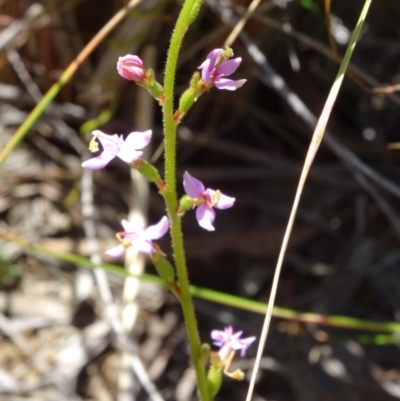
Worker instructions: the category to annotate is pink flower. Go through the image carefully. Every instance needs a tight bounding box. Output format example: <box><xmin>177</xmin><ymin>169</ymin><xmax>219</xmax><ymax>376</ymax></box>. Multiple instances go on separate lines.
<box><xmin>199</xmin><ymin>48</ymin><xmax>246</xmax><ymax>91</ymax></box>
<box><xmin>82</xmin><ymin>129</ymin><xmax>152</xmax><ymax>170</ymax></box>
<box><xmin>211</xmin><ymin>326</ymin><xmax>256</xmax><ymax>362</ymax></box>
<box><xmin>183</xmin><ymin>171</ymin><xmax>235</xmax><ymax>231</ymax></box>
<box><xmin>117</xmin><ymin>54</ymin><xmax>146</xmax><ymax>82</ymax></box>
<box><xmin>105</xmin><ymin>216</ymin><xmax>169</xmax><ymax>257</ymax></box>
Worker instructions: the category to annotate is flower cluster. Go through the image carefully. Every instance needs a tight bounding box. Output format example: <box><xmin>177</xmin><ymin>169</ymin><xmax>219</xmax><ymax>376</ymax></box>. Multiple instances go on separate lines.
<box><xmin>81</xmin><ymin>48</ymin><xmax>250</xmax><ymax>397</ymax></box>
<box><xmin>80</xmin><ymin>50</ymin><xmax>240</xmax><ymax>251</ymax></box>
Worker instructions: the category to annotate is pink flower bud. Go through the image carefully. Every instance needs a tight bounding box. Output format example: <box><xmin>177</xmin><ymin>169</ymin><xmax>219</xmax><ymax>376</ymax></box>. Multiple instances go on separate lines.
<box><xmin>117</xmin><ymin>54</ymin><xmax>146</xmax><ymax>82</ymax></box>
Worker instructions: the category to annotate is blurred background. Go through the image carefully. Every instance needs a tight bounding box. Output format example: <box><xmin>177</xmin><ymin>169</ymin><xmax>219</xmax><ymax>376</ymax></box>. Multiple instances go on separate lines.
<box><xmin>1</xmin><ymin>0</ymin><xmax>400</xmax><ymax>400</ymax></box>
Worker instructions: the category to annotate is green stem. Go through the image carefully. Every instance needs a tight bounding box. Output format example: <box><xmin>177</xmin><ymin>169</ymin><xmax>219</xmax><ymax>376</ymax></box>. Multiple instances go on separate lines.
<box><xmin>162</xmin><ymin>1</ymin><xmax>209</xmax><ymax>400</ymax></box>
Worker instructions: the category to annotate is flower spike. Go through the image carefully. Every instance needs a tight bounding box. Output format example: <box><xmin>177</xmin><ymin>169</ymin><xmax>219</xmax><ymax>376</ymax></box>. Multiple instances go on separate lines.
<box><xmin>82</xmin><ymin>129</ymin><xmax>152</xmax><ymax>170</ymax></box>
<box><xmin>182</xmin><ymin>171</ymin><xmax>235</xmax><ymax>231</ymax></box>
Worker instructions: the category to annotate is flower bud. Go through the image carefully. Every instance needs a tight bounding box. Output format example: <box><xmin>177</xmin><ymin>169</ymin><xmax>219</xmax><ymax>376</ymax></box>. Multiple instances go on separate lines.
<box><xmin>150</xmin><ymin>254</ymin><xmax>176</xmax><ymax>286</ymax></box>
<box><xmin>175</xmin><ymin>72</ymin><xmax>201</xmax><ymax>122</ymax></box>
<box><xmin>199</xmin><ymin>343</ymin><xmax>211</xmax><ymax>365</ymax></box>
<box><xmin>176</xmin><ymin>89</ymin><xmax>196</xmax><ymax>121</ymax></box>
<box><xmin>117</xmin><ymin>55</ymin><xmax>146</xmax><ymax>82</ymax></box>
<box><xmin>222</xmin><ymin>46</ymin><xmax>234</xmax><ymax>60</ymax></box>
<box><xmin>147</xmin><ymin>79</ymin><xmax>163</xmax><ymax>101</ymax></box>
<box><xmin>131</xmin><ymin>159</ymin><xmax>165</xmax><ymax>192</ymax></box>
<box><xmin>188</xmin><ymin>0</ymin><xmax>204</xmax><ymax>26</ymax></box>
<box><xmin>207</xmin><ymin>363</ymin><xmax>223</xmax><ymax>398</ymax></box>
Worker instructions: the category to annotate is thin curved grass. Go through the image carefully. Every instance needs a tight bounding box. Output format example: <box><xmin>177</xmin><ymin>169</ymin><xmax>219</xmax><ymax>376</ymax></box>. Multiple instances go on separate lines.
<box><xmin>245</xmin><ymin>1</ymin><xmax>373</xmax><ymax>400</ymax></box>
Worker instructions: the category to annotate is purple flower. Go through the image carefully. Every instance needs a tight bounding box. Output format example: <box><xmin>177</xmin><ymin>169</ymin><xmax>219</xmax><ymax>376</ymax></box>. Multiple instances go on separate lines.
<box><xmin>183</xmin><ymin>171</ymin><xmax>235</xmax><ymax>231</ymax></box>
<box><xmin>117</xmin><ymin>54</ymin><xmax>146</xmax><ymax>82</ymax></box>
<box><xmin>211</xmin><ymin>326</ymin><xmax>256</xmax><ymax>362</ymax></box>
<box><xmin>105</xmin><ymin>216</ymin><xmax>169</xmax><ymax>257</ymax></box>
<box><xmin>198</xmin><ymin>48</ymin><xmax>246</xmax><ymax>91</ymax></box>
<box><xmin>82</xmin><ymin>129</ymin><xmax>152</xmax><ymax>170</ymax></box>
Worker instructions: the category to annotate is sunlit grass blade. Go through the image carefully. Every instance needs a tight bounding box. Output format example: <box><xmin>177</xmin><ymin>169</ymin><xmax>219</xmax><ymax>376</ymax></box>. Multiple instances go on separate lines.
<box><xmin>2</xmin><ymin>228</ymin><xmax>400</xmax><ymax>335</ymax></box>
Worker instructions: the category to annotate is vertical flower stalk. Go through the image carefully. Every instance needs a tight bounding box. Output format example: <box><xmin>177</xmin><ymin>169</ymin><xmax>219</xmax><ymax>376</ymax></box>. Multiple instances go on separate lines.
<box><xmin>162</xmin><ymin>1</ymin><xmax>209</xmax><ymax>400</ymax></box>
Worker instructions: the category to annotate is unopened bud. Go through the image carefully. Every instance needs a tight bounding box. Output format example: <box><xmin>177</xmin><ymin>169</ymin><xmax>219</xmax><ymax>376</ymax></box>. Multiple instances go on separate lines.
<box><xmin>117</xmin><ymin>55</ymin><xmax>146</xmax><ymax>82</ymax></box>
<box><xmin>131</xmin><ymin>159</ymin><xmax>165</xmax><ymax>191</ymax></box>
<box><xmin>207</xmin><ymin>363</ymin><xmax>223</xmax><ymax>398</ymax></box>
<box><xmin>222</xmin><ymin>46</ymin><xmax>234</xmax><ymax>60</ymax></box>
<box><xmin>188</xmin><ymin>0</ymin><xmax>204</xmax><ymax>26</ymax></box>
<box><xmin>151</xmin><ymin>254</ymin><xmax>176</xmax><ymax>285</ymax></box>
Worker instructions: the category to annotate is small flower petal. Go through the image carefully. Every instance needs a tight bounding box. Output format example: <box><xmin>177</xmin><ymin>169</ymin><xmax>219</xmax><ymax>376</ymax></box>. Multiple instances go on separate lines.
<box><xmin>121</xmin><ymin>219</ymin><xmax>144</xmax><ymax>238</ymax></box>
<box><xmin>215</xmin><ymin>78</ymin><xmax>247</xmax><ymax>90</ymax></box>
<box><xmin>144</xmin><ymin>216</ymin><xmax>169</xmax><ymax>240</ymax></box>
<box><xmin>215</xmin><ymin>194</ymin><xmax>235</xmax><ymax>210</ymax></box>
<box><xmin>231</xmin><ymin>330</ymin><xmax>244</xmax><ymax>341</ymax></box>
<box><xmin>199</xmin><ymin>48</ymin><xmax>222</xmax><ymax>70</ymax></box>
<box><xmin>211</xmin><ymin>329</ymin><xmax>228</xmax><ymax>344</ymax></box>
<box><xmin>183</xmin><ymin>171</ymin><xmax>205</xmax><ymax>198</ymax></box>
<box><xmin>81</xmin><ymin>148</ymin><xmax>117</xmax><ymax>169</ymax></box>
<box><xmin>199</xmin><ymin>57</ymin><xmax>213</xmax><ymax>83</ymax></box>
<box><xmin>117</xmin><ymin>148</ymin><xmax>142</xmax><ymax>164</ymax></box>
<box><xmin>216</xmin><ymin>58</ymin><xmax>242</xmax><ymax>77</ymax></box>
<box><xmin>120</xmin><ymin>219</ymin><xmax>134</xmax><ymax>232</ymax></box>
<box><xmin>135</xmin><ymin>239</ymin><xmax>155</xmax><ymax>254</ymax></box>
<box><xmin>204</xmin><ymin>48</ymin><xmax>223</xmax><ymax>66</ymax></box>
<box><xmin>117</xmin><ymin>131</ymin><xmax>152</xmax><ymax>163</ymax></box>
<box><xmin>196</xmin><ymin>204</ymin><xmax>215</xmax><ymax>231</ymax></box>
<box><xmin>105</xmin><ymin>244</ymin><xmax>125</xmax><ymax>257</ymax></box>
<box><xmin>238</xmin><ymin>337</ymin><xmax>256</xmax><ymax>357</ymax></box>
<box><xmin>125</xmin><ymin>130</ymin><xmax>152</xmax><ymax>150</ymax></box>
<box><xmin>96</xmin><ymin>132</ymin><xmax>120</xmax><ymax>149</ymax></box>
<box><xmin>199</xmin><ymin>49</ymin><xmax>223</xmax><ymax>83</ymax></box>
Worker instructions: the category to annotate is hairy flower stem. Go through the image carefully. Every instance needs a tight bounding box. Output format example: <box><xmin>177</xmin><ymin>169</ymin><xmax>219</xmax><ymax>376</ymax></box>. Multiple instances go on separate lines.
<box><xmin>162</xmin><ymin>1</ymin><xmax>209</xmax><ymax>400</ymax></box>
